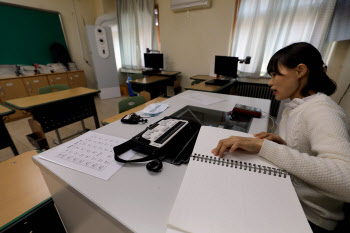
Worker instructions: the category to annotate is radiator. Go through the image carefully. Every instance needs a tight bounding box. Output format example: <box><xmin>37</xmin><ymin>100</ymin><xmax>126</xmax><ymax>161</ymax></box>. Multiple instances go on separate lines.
<box><xmin>234</xmin><ymin>82</ymin><xmax>280</xmax><ymax>117</ymax></box>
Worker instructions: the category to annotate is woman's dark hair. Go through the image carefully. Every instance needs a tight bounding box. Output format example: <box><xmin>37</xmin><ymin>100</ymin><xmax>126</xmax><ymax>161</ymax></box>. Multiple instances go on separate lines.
<box><xmin>267</xmin><ymin>42</ymin><xmax>336</xmax><ymax>96</ymax></box>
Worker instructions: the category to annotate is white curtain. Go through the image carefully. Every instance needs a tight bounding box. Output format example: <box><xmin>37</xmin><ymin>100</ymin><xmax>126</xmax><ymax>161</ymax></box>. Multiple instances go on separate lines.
<box><xmin>230</xmin><ymin>0</ymin><xmax>336</xmax><ymax>76</ymax></box>
<box><xmin>116</xmin><ymin>0</ymin><xmax>155</xmax><ymax>69</ymax></box>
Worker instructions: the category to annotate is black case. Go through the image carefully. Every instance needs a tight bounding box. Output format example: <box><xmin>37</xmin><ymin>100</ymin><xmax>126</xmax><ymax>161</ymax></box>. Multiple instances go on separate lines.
<box><xmin>114</xmin><ymin>116</ymin><xmax>201</xmax><ymax>165</ymax></box>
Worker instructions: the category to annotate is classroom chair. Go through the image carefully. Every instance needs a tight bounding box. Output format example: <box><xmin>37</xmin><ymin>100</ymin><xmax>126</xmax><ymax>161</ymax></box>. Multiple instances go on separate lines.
<box><xmin>139</xmin><ymin>91</ymin><xmax>151</xmax><ymax>102</ymax></box>
<box><xmin>37</xmin><ymin>84</ymin><xmax>87</xmax><ymax>144</ymax></box>
<box><xmin>191</xmin><ymin>80</ymin><xmax>202</xmax><ymax>85</ymax></box>
<box><xmin>38</xmin><ymin>84</ymin><xmax>69</xmax><ymax>94</ymax></box>
<box><xmin>118</xmin><ymin>96</ymin><xmax>146</xmax><ymax>113</ymax></box>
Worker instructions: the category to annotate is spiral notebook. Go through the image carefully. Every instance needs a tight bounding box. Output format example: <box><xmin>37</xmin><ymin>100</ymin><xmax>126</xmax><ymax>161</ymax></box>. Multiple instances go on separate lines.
<box><xmin>168</xmin><ymin>126</ymin><xmax>312</xmax><ymax>233</ymax></box>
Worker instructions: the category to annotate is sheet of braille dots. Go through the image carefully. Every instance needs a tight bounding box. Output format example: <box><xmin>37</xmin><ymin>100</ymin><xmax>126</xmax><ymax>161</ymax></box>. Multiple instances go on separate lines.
<box><xmin>39</xmin><ymin>131</ymin><xmax>135</xmax><ymax>180</ymax></box>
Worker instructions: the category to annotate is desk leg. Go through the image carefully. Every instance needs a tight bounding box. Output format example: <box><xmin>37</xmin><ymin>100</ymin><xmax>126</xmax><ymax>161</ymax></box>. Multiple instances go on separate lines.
<box><xmin>10</xmin><ymin>143</ymin><xmax>19</xmax><ymax>156</ymax></box>
<box><xmin>0</xmin><ymin>119</ymin><xmax>19</xmax><ymax>155</ymax></box>
<box><xmin>28</xmin><ymin>119</ymin><xmax>49</xmax><ymax>150</ymax></box>
<box><xmin>91</xmin><ymin>100</ymin><xmax>100</xmax><ymax>129</ymax></box>
<box><xmin>163</xmin><ymin>84</ymin><xmax>168</xmax><ymax>97</ymax></box>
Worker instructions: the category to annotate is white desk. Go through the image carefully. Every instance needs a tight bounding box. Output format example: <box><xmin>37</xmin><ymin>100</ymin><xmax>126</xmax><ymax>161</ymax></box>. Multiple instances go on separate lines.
<box><xmin>33</xmin><ymin>91</ymin><xmax>271</xmax><ymax>233</ymax></box>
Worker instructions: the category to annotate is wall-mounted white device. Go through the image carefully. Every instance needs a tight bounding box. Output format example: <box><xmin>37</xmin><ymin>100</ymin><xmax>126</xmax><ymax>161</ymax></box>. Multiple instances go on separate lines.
<box><xmin>94</xmin><ymin>26</ymin><xmax>109</xmax><ymax>58</ymax></box>
<box><xmin>171</xmin><ymin>0</ymin><xmax>211</xmax><ymax>12</ymax></box>
<box><xmin>86</xmin><ymin>25</ymin><xmax>121</xmax><ymax>99</ymax></box>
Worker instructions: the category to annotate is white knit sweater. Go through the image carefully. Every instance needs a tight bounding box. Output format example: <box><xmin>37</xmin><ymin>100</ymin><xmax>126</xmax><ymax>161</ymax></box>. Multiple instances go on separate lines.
<box><xmin>258</xmin><ymin>93</ymin><xmax>350</xmax><ymax>230</ymax></box>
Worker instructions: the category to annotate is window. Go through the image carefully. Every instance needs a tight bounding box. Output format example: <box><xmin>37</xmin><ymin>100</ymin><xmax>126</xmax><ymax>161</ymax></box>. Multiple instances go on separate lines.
<box><xmin>230</xmin><ymin>0</ymin><xmax>336</xmax><ymax>76</ymax></box>
<box><xmin>116</xmin><ymin>0</ymin><xmax>158</xmax><ymax>69</ymax></box>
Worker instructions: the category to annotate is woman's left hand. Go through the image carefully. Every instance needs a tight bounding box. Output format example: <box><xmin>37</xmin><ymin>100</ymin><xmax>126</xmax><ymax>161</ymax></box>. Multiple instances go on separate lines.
<box><xmin>211</xmin><ymin>136</ymin><xmax>264</xmax><ymax>158</ymax></box>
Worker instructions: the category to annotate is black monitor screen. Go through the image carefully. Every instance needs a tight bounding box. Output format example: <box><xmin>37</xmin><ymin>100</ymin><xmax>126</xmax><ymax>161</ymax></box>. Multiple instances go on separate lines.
<box><xmin>214</xmin><ymin>56</ymin><xmax>238</xmax><ymax>78</ymax></box>
<box><xmin>144</xmin><ymin>53</ymin><xmax>164</xmax><ymax>70</ymax></box>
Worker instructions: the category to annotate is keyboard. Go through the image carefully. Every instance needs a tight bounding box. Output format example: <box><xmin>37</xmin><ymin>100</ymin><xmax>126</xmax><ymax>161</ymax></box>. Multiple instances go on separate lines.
<box><xmin>142</xmin><ymin>119</ymin><xmax>189</xmax><ymax>148</ymax></box>
<box><xmin>205</xmin><ymin>79</ymin><xmax>230</xmax><ymax>86</ymax></box>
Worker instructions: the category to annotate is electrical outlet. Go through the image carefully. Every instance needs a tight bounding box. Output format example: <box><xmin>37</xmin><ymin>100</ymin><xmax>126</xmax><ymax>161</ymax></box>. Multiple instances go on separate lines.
<box><xmin>94</xmin><ymin>26</ymin><xmax>109</xmax><ymax>58</ymax></box>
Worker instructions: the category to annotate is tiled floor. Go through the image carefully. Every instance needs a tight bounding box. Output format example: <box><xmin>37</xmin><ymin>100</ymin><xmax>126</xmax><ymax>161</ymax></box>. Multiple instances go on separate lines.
<box><xmin>0</xmin><ymin>95</ymin><xmax>128</xmax><ymax>163</ymax></box>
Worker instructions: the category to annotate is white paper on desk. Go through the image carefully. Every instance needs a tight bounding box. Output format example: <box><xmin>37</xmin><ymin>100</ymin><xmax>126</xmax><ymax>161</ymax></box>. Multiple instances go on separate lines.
<box><xmin>180</xmin><ymin>92</ymin><xmax>225</xmax><ymax>105</ymax></box>
<box><xmin>38</xmin><ymin>131</ymin><xmax>135</xmax><ymax>180</ymax></box>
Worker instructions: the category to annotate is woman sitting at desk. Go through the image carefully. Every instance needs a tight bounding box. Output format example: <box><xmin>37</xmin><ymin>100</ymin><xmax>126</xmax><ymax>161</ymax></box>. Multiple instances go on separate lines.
<box><xmin>211</xmin><ymin>42</ymin><xmax>350</xmax><ymax>233</ymax></box>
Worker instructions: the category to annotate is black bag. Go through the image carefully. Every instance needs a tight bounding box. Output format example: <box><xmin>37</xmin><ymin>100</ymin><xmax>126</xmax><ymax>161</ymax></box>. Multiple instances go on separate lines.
<box><xmin>114</xmin><ymin>116</ymin><xmax>201</xmax><ymax>172</ymax></box>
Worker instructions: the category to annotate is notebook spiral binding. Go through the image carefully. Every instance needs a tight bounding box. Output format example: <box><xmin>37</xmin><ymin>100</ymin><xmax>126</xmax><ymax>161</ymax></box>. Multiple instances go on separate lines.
<box><xmin>192</xmin><ymin>153</ymin><xmax>289</xmax><ymax>178</ymax></box>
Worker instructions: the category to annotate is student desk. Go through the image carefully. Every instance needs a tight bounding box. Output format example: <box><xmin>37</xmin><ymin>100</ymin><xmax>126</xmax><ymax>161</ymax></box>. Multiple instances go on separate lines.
<box><xmin>143</xmin><ymin>71</ymin><xmax>181</xmax><ymax>92</ymax></box>
<box><xmin>0</xmin><ymin>150</ymin><xmax>66</xmax><ymax>232</ymax></box>
<box><xmin>32</xmin><ymin>91</ymin><xmax>271</xmax><ymax>233</ymax></box>
<box><xmin>102</xmin><ymin>97</ymin><xmax>167</xmax><ymax>125</ymax></box>
<box><xmin>185</xmin><ymin>79</ymin><xmax>236</xmax><ymax>94</ymax></box>
<box><xmin>5</xmin><ymin>87</ymin><xmax>101</xmax><ymax>145</ymax></box>
<box><xmin>189</xmin><ymin>74</ymin><xmax>215</xmax><ymax>81</ymax></box>
<box><xmin>0</xmin><ymin>104</ymin><xmax>18</xmax><ymax>155</ymax></box>
<box><xmin>129</xmin><ymin>76</ymin><xmax>170</xmax><ymax>99</ymax></box>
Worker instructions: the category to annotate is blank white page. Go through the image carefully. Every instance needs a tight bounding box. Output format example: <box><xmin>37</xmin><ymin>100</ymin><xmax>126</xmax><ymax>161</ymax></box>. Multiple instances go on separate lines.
<box><xmin>168</xmin><ymin>126</ymin><xmax>312</xmax><ymax>233</ymax></box>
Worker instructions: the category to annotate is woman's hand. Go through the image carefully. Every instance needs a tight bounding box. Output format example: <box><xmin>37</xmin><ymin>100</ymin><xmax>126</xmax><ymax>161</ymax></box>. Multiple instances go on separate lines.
<box><xmin>211</xmin><ymin>136</ymin><xmax>264</xmax><ymax>158</ymax></box>
<box><xmin>253</xmin><ymin>132</ymin><xmax>286</xmax><ymax>145</ymax></box>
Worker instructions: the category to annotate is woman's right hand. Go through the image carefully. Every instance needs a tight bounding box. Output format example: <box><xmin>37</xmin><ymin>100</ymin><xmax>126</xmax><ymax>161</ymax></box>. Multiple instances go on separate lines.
<box><xmin>253</xmin><ymin>132</ymin><xmax>287</xmax><ymax>145</ymax></box>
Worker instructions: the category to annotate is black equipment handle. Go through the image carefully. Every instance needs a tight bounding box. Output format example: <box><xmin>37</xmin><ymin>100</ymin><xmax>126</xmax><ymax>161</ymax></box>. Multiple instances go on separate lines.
<box><xmin>114</xmin><ymin>140</ymin><xmax>158</xmax><ymax>163</ymax></box>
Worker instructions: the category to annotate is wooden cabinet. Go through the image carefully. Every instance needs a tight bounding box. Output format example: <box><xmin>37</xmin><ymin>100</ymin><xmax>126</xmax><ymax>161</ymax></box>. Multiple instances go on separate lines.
<box><xmin>47</xmin><ymin>73</ymin><xmax>69</xmax><ymax>86</ymax></box>
<box><xmin>0</xmin><ymin>78</ymin><xmax>30</xmax><ymax>121</ymax></box>
<box><xmin>22</xmin><ymin>75</ymin><xmax>50</xmax><ymax>96</ymax></box>
<box><xmin>0</xmin><ymin>71</ymin><xmax>87</xmax><ymax>122</ymax></box>
<box><xmin>67</xmin><ymin>71</ymin><xmax>87</xmax><ymax>88</ymax></box>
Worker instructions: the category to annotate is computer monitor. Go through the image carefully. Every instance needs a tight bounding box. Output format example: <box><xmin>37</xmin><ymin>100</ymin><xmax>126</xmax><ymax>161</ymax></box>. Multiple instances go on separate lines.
<box><xmin>214</xmin><ymin>56</ymin><xmax>238</xmax><ymax>78</ymax></box>
<box><xmin>144</xmin><ymin>53</ymin><xmax>164</xmax><ymax>71</ymax></box>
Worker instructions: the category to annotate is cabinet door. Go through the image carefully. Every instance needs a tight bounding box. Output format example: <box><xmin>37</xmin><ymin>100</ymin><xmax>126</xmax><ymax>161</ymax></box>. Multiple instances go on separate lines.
<box><xmin>0</xmin><ymin>79</ymin><xmax>30</xmax><ymax>121</ymax></box>
<box><xmin>47</xmin><ymin>73</ymin><xmax>69</xmax><ymax>86</ymax></box>
<box><xmin>23</xmin><ymin>76</ymin><xmax>50</xmax><ymax>96</ymax></box>
<box><xmin>67</xmin><ymin>71</ymin><xmax>87</xmax><ymax>88</ymax></box>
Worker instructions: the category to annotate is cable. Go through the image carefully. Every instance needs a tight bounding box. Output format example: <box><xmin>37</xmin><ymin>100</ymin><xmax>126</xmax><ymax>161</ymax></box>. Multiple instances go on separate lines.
<box><xmin>338</xmin><ymin>83</ymin><xmax>350</xmax><ymax>105</ymax></box>
<box><xmin>262</xmin><ymin>111</ymin><xmax>278</xmax><ymax>133</ymax></box>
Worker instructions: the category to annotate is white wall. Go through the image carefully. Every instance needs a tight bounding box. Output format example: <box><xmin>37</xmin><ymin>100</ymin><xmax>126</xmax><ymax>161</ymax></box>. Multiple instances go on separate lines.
<box><xmin>157</xmin><ymin>0</ymin><xmax>236</xmax><ymax>89</ymax></box>
<box><xmin>328</xmin><ymin>40</ymin><xmax>350</xmax><ymax>117</ymax></box>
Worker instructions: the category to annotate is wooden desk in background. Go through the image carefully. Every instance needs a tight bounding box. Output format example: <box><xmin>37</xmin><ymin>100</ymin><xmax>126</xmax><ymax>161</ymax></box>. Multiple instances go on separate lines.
<box><xmin>143</xmin><ymin>71</ymin><xmax>181</xmax><ymax>87</ymax></box>
<box><xmin>0</xmin><ymin>150</ymin><xmax>66</xmax><ymax>232</ymax></box>
<box><xmin>189</xmin><ymin>75</ymin><xmax>215</xmax><ymax>81</ymax></box>
<box><xmin>185</xmin><ymin>79</ymin><xmax>236</xmax><ymax>94</ymax></box>
<box><xmin>102</xmin><ymin>97</ymin><xmax>167</xmax><ymax>125</ymax></box>
<box><xmin>130</xmin><ymin>76</ymin><xmax>170</xmax><ymax>99</ymax></box>
<box><xmin>5</xmin><ymin>87</ymin><xmax>101</xmax><ymax>147</ymax></box>
<box><xmin>0</xmin><ymin>151</ymin><xmax>48</xmax><ymax>229</ymax></box>
<box><xmin>0</xmin><ymin>104</ymin><xmax>18</xmax><ymax>155</ymax></box>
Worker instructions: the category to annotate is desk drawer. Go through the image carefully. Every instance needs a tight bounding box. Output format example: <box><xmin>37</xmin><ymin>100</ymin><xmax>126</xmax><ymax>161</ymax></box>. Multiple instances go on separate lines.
<box><xmin>47</xmin><ymin>73</ymin><xmax>69</xmax><ymax>86</ymax></box>
<box><xmin>1</xmin><ymin>199</ymin><xmax>66</xmax><ymax>233</ymax></box>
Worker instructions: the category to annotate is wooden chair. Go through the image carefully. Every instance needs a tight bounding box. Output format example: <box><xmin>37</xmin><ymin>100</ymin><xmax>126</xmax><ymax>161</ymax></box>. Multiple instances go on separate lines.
<box><xmin>118</xmin><ymin>96</ymin><xmax>146</xmax><ymax>113</ymax></box>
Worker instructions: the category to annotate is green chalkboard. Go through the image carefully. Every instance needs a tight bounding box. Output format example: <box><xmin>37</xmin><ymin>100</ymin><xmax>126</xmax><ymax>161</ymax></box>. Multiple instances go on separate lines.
<box><xmin>0</xmin><ymin>4</ymin><xmax>68</xmax><ymax>65</ymax></box>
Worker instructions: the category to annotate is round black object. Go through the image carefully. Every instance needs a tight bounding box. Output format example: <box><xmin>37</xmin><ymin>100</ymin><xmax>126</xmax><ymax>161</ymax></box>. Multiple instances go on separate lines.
<box><xmin>146</xmin><ymin>159</ymin><xmax>163</xmax><ymax>172</ymax></box>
